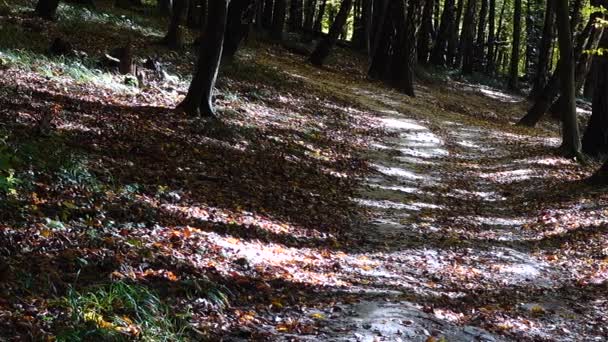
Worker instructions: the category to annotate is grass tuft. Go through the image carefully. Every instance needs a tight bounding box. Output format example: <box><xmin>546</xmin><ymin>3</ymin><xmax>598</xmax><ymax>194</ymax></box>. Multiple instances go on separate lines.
<box><xmin>58</xmin><ymin>281</ymin><xmax>190</xmax><ymax>341</ymax></box>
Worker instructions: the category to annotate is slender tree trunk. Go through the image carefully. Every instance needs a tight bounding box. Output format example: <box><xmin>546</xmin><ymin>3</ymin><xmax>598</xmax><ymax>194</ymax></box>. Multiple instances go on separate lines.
<box><xmin>555</xmin><ymin>0</ymin><xmax>581</xmax><ymax>157</ymax></box>
<box><xmin>163</xmin><ymin>0</ymin><xmax>188</xmax><ymax>49</ymax></box>
<box><xmin>459</xmin><ymin>0</ymin><xmax>477</xmax><ymax>73</ymax></box>
<box><xmin>263</xmin><ymin>0</ymin><xmax>273</xmax><ymax>28</ymax></box>
<box><xmin>485</xmin><ymin>0</ymin><xmax>496</xmax><ymax>74</ymax></box>
<box><xmin>493</xmin><ymin>0</ymin><xmax>507</xmax><ymax>70</ymax></box>
<box><xmin>310</xmin><ymin>0</ymin><xmax>353</xmax><ymax>66</ymax></box>
<box><xmin>224</xmin><ymin>0</ymin><xmax>252</xmax><ymax>60</ymax></box>
<box><xmin>530</xmin><ymin>0</ymin><xmax>555</xmax><ymax>98</ymax></box>
<box><xmin>474</xmin><ymin>0</ymin><xmax>488</xmax><ymax>71</ymax></box>
<box><xmin>390</xmin><ymin>0</ymin><xmax>417</xmax><ymax>96</ymax></box>
<box><xmin>178</xmin><ymin>0</ymin><xmax>229</xmax><ymax>118</ymax></box>
<box><xmin>518</xmin><ymin>8</ymin><xmax>600</xmax><ymax>126</ymax></box>
<box><xmin>289</xmin><ymin>0</ymin><xmax>304</xmax><ymax>31</ymax></box>
<box><xmin>158</xmin><ymin>0</ymin><xmax>172</xmax><ymax>16</ymax></box>
<box><xmin>447</xmin><ymin>0</ymin><xmax>465</xmax><ymax>66</ymax></box>
<box><xmin>549</xmin><ymin>23</ymin><xmax>603</xmax><ymax>117</ymax></box>
<box><xmin>304</xmin><ymin>0</ymin><xmax>317</xmax><ymax>32</ymax></box>
<box><xmin>35</xmin><ymin>0</ymin><xmax>61</xmax><ymax>20</ymax></box>
<box><xmin>368</xmin><ymin>0</ymin><xmax>391</xmax><ymax>78</ymax></box>
<box><xmin>271</xmin><ymin>0</ymin><xmax>287</xmax><ymax>39</ymax></box>
<box><xmin>417</xmin><ymin>0</ymin><xmax>434</xmax><ymax>64</ymax></box>
<box><xmin>508</xmin><ymin>0</ymin><xmax>522</xmax><ymax>90</ymax></box>
<box><xmin>582</xmin><ymin>31</ymin><xmax>608</xmax><ymax>157</ymax></box>
<box><xmin>430</xmin><ymin>0</ymin><xmax>455</xmax><ymax>66</ymax></box>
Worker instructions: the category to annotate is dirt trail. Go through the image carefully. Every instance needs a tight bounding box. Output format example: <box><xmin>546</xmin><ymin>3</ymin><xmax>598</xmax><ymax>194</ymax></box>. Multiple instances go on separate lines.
<box><xmin>264</xmin><ymin>52</ymin><xmax>607</xmax><ymax>341</ymax></box>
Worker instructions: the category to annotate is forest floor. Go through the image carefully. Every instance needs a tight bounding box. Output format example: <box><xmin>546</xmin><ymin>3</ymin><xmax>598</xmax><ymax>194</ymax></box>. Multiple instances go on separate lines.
<box><xmin>1</xmin><ymin>1</ymin><xmax>608</xmax><ymax>341</ymax></box>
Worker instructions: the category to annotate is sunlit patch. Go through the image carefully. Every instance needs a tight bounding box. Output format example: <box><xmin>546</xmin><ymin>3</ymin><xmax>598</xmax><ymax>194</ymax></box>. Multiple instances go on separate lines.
<box><xmin>161</xmin><ymin>202</ymin><xmax>331</xmax><ymax>240</ymax></box>
<box><xmin>467</xmin><ymin>216</ymin><xmax>530</xmax><ymax>227</ymax></box>
<box><xmin>477</xmin><ymin>87</ymin><xmax>522</xmax><ymax>103</ymax></box>
<box><xmin>449</xmin><ymin>189</ymin><xmax>505</xmax><ymax>202</ymax></box>
<box><xmin>518</xmin><ymin>157</ymin><xmax>576</xmax><ymax>167</ymax></box>
<box><xmin>380</xmin><ymin>117</ymin><xmax>427</xmax><ymax>131</ymax></box>
<box><xmin>479</xmin><ymin>168</ymin><xmax>538</xmax><ymax>183</ymax></box>
<box><xmin>355</xmin><ymin>198</ymin><xmax>413</xmax><ymax>210</ymax></box>
<box><xmin>373</xmin><ymin>164</ymin><xmax>425</xmax><ymax>180</ymax></box>
<box><xmin>369</xmin><ymin>184</ymin><xmax>419</xmax><ymax>194</ymax></box>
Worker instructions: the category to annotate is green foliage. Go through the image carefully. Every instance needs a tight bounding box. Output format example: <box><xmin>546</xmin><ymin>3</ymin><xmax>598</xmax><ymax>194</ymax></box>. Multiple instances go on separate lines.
<box><xmin>59</xmin><ymin>281</ymin><xmax>190</xmax><ymax>341</ymax></box>
<box><xmin>0</xmin><ymin>136</ymin><xmax>20</xmax><ymax>195</ymax></box>
<box><xmin>56</xmin><ymin>2</ymin><xmax>164</xmax><ymax>37</ymax></box>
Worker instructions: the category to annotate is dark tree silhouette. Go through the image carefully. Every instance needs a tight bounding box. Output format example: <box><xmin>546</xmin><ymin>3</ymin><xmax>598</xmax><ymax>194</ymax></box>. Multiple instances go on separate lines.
<box><xmin>309</xmin><ymin>0</ymin><xmax>353</xmax><ymax>67</ymax></box>
<box><xmin>508</xmin><ymin>0</ymin><xmax>522</xmax><ymax>90</ymax></box>
<box><xmin>35</xmin><ymin>0</ymin><xmax>61</xmax><ymax>20</ymax></box>
<box><xmin>178</xmin><ymin>0</ymin><xmax>230</xmax><ymax>118</ymax></box>
<box><xmin>555</xmin><ymin>0</ymin><xmax>580</xmax><ymax>157</ymax></box>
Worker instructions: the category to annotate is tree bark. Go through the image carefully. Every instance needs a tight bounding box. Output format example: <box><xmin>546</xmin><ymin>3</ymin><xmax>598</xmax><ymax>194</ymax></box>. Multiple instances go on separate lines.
<box><xmin>368</xmin><ymin>0</ymin><xmax>391</xmax><ymax>79</ymax></box>
<box><xmin>459</xmin><ymin>0</ymin><xmax>477</xmax><ymax>73</ymax></box>
<box><xmin>430</xmin><ymin>0</ymin><xmax>455</xmax><ymax>66</ymax></box>
<box><xmin>530</xmin><ymin>0</ymin><xmax>555</xmax><ymax>98</ymax></box>
<box><xmin>309</xmin><ymin>0</ymin><xmax>353</xmax><ymax>66</ymax></box>
<box><xmin>485</xmin><ymin>0</ymin><xmax>496</xmax><ymax>74</ymax></box>
<box><xmin>508</xmin><ymin>0</ymin><xmax>522</xmax><ymax>90</ymax></box>
<box><xmin>271</xmin><ymin>0</ymin><xmax>287</xmax><ymax>39</ymax></box>
<box><xmin>177</xmin><ymin>0</ymin><xmax>229</xmax><ymax>118</ymax></box>
<box><xmin>262</xmin><ymin>0</ymin><xmax>273</xmax><ymax>28</ymax></box>
<box><xmin>518</xmin><ymin>8</ymin><xmax>600</xmax><ymax>126</ymax></box>
<box><xmin>224</xmin><ymin>0</ymin><xmax>253</xmax><ymax>60</ymax></box>
<box><xmin>163</xmin><ymin>0</ymin><xmax>188</xmax><ymax>50</ymax></box>
<box><xmin>582</xmin><ymin>25</ymin><xmax>608</xmax><ymax>157</ymax></box>
<box><xmin>389</xmin><ymin>0</ymin><xmax>417</xmax><ymax>96</ymax></box>
<box><xmin>447</xmin><ymin>0</ymin><xmax>465</xmax><ymax>66</ymax></box>
<box><xmin>417</xmin><ymin>0</ymin><xmax>434</xmax><ymax>64</ymax></box>
<box><xmin>303</xmin><ymin>0</ymin><xmax>317</xmax><ymax>31</ymax></box>
<box><xmin>555</xmin><ymin>0</ymin><xmax>581</xmax><ymax>157</ymax></box>
<box><xmin>289</xmin><ymin>0</ymin><xmax>303</xmax><ymax>31</ymax></box>
<box><xmin>474</xmin><ymin>0</ymin><xmax>488</xmax><ymax>70</ymax></box>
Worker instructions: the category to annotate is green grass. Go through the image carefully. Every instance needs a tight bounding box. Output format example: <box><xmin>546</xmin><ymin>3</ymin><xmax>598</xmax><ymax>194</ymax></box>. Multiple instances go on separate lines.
<box><xmin>58</xmin><ymin>281</ymin><xmax>190</xmax><ymax>342</ymax></box>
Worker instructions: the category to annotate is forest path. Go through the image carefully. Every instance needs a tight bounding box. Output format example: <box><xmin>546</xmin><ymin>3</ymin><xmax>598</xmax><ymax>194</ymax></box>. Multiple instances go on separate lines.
<box><xmin>263</xmin><ymin>52</ymin><xmax>605</xmax><ymax>341</ymax></box>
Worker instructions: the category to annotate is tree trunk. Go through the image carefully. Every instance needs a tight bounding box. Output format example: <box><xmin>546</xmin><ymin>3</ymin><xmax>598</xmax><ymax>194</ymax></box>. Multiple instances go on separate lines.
<box><xmin>417</xmin><ymin>0</ymin><xmax>434</xmax><ymax>64</ymax></box>
<box><xmin>530</xmin><ymin>0</ymin><xmax>555</xmax><ymax>98</ymax></box>
<box><xmin>313</xmin><ymin>0</ymin><xmax>327</xmax><ymax>35</ymax></box>
<box><xmin>309</xmin><ymin>0</ymin><xmax>353</xmax><ymax>66</ymax></box>
<box><xmin>262</xmin><ymin>0</ymin><xmax>273</xmax><ymax>28</ymax></box>
<box><xmin>474</xmin><ymin>0</ymin><xmax>488</xmax><ymax>71</ymax></box>
<box><xmin>549</xmin><ymin>23</ymin><xmax>603</xmax><ymax>117</ymax></box>
<box><xmin>493</xmin><ymin>0</ymin><xmax>507</xmax><ymax>70</ymax></box>
<box><xmin>582</xmin><ymin>30</ymin><xmax>608</xmax><ymax>157</ymax></box>
<box><xmin>447</xmin><ymin>0</ymin><xmax>465</xmax><ymax>66</ymax></box>
<box><xmin>368</xmin><ymin>0</ymin><xmax>391</xmax><ymax>79</ymax></box>
<box><xmin>485</xmin><ymin>0</ymin><xmax>496</xmax><ymax>74</ymax></box>
<box><xmin>430</xmin><ymin>0</ymin><xmax>455</xmax><ymax>66</ymax></box>
<box><xmin>163</xmin><ymin>0</ymin><xmax>188</xmax><ymax>49</ymax></box>
<box><xmin>178</xmin><ymin>0</ymin><xmax>229</xmax><ymax>118</ymax></box>
<box><xmin>508</xmin><ymin>0</ymin><xmax>522</xmax><ymax>90</ymax></box>
<box><xmin>303</xmin><ymin>0</ymin><xmax>316</xmax><ymax>31</ymax></box>
<box><xmin>590</xmin><ymin>160</ymin><xmax>608</xmax><ymax>184</ymax></box>
<box><xmin>555</xmin><ymin>0</ymin><xmax>581</xmax><ymax>157</ymax></box>
<box><xmin>158</xmin><ymin>0</ymin><xmax>172</xmax><ymax>16</ymax></box>
<box><xmin>459</xmin><ymin>0</ymin><xmax>477</xmax><ymax>73</ymax></box>
<box><xmin>224</xmin><ymin>0</ymin><xmax>252</xmax><ymax>60</ymax></box>
<box><xmin>389</xmin><ymin>0</ymin><xmax>417</xmax><ymax>96</ymax></box>
<box><xmin>518</xmin><ymin>8</ymin><xmax>600</xmax><ymax>126</ymax></box>
<box><xmin>35</xmin><ymin>0</ymin><xmax>61</xmax><ymax>20</ymax></box>
<box><xmin>271</xmin><ymin>0</ymin><xmax>287</xmax><ymax>39</ymax></box>
<box><xmin>289</xmin><ymin>0</ymin><xmax>303</xmax><ymax>31</ymax></box>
